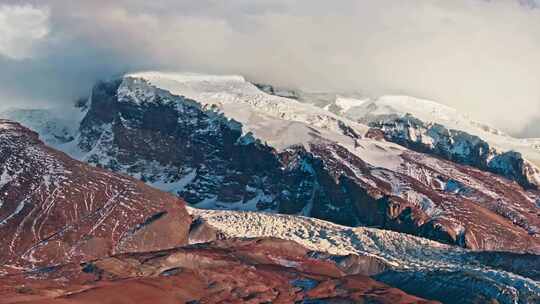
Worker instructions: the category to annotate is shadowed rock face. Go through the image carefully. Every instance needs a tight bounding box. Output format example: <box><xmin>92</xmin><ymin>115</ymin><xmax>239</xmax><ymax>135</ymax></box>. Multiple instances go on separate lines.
<box><xmin>0</xmin><ymin>238</ymin><xmax>439</xmax><ymax>304</ymax></box>
<box><xmin>66</xmin><ymin>78</ymin><xmax>540</xmax><ymax>253</ymax></box>
<box><xmin>0</xmin><ymin>120</ymin><xmax>192</xmax><ymax>273</ymax></box>
<box><xmin>469</xmin><ymin>251</ymin><xmax>540</xmax><ymax>281</ymax></box>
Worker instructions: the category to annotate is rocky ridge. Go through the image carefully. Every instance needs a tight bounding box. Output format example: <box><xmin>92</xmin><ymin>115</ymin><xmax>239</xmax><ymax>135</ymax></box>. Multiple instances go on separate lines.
<box><xmin>0</xmin><ymin>238</ymin><xmax>439</xmax><ymax>304</ymax></box>
<box><xmin>0</xmin><ymin>120</ymin><xmax>192</xmax><ymax>272</ymax></box>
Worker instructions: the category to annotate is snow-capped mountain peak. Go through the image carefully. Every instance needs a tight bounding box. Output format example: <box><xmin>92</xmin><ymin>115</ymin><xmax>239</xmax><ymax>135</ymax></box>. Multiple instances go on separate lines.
<box><xmin>2</xmin><ymin>71</ymin><xmax>540</xmax><ymax>257</ymax></box>
<box><xmin>124</xmin><ymin>71</ymin><xmax>369</xmax><ymax>151</ymax></box>
<box><xmin>311</xmin><ymin>93</ymin><xmax>540</xmax><ymax>187</ymax></box>
<box><xmin>330</xmin><ymin>94</ymin><xmax>500</xmax><ymax>136</ymax></box>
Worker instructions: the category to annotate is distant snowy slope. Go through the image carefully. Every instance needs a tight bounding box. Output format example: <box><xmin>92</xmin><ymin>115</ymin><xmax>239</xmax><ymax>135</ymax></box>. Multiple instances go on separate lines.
<box><xmin>285</xmin><ymin>93</ymin><xmax>540</xmax><ymax>188</ymax></box>
<box><xmin>0</xmin><ymin>107</ymin><xmax>83</xmax><ymax>149</ymax></box>
<box><xmin>325</xmin><ymin>95</ymin><xmax>540</xmax><ymax>167</ymax></box>
<box><xmin>252</xmin><ymin>83</ymin><xmax>540</xmax><ymax>169</ymax></box>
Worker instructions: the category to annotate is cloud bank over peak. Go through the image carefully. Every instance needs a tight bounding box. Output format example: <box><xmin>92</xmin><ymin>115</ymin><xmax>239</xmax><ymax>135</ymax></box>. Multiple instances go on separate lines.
<box><xmin>0</xmin><ymin>0</ymin><xmax>539</xmax><ymax>137</ymax></box>
<box><xmin>0</xmin><ymin>4</ymin><xmax>49</xmax><ymax>59</ymax></box>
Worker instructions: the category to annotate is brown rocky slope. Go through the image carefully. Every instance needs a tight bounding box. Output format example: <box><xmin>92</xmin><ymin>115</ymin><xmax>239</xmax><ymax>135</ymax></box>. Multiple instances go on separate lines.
<box><xmin>0</xmin><ymin>119</ymin><xmax>192</xmax><ymax>272</ymax></box>
<box><xmin>0</xmin><ymin>238</ymin><xmax>439</xmax><ymax>304</ymax></box>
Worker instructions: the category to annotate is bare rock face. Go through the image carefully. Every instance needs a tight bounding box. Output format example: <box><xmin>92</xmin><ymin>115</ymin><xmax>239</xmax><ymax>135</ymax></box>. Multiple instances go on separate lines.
<box><xmin>0</xmin><ymin>238</ymin><xmax>439</xmax><ymax>304</ymax></box>
<box><xmin>55</xmin><ymin>76</ymin><xmax>540</xmax><ymax>253</ymax></box>
<box><xmin>0</xmin><ymin>120</ymin><xmax>192</xmax><ymax>273</ymax></box>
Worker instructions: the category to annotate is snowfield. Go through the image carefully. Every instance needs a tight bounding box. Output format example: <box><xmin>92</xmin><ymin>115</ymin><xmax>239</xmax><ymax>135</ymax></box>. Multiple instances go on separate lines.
<box><xmin>124</xmin><ymin>72</ymin><xmax>540</xmax><ymax>175</ymax></box>
<box><xmin>122</xmin><ymin>72</ymin><xmax>412</xmax><ymax>172</ymax></box>
<box><xmin>126</xmin><ymin>71</ymin><xmax>369</xmax><ymax>150</ymax></box>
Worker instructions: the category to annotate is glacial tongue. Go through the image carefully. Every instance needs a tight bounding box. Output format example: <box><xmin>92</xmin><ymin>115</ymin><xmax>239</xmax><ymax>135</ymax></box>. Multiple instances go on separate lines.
<box><xmin>189</xmin><ymin>209</ymin><xmax>540</xmax><ymax>304</ymax></box>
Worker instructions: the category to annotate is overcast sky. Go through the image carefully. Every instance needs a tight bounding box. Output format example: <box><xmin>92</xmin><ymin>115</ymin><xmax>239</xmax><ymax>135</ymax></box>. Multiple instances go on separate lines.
<box><xmin>0</xmin><ymin>0</ymin><xmax>539</xmax><ymax>137</ymax></box>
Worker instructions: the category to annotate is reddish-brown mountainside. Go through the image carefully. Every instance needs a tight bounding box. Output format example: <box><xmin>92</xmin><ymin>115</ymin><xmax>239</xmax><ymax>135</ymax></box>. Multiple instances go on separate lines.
<box><xmin>0</xmin><ymin>120</ymin><xmax>192</xmax><ymax>273</ymax></box>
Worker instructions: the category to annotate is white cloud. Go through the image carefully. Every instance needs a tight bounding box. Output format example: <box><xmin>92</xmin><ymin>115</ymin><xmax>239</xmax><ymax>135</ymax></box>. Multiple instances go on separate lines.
<box><xmin>0</xmin><ymin>0</ymin><xmax>539</xmax><ymax>137</ymax></box>
<box><xmin>0</xmin><ymin>4</ymin><xmax>49</xmax><ymax>60</ymax></box>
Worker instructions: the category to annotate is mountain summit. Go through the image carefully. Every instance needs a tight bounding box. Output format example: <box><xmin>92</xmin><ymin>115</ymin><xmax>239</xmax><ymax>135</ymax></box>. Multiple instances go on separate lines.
<box><xmin>3</xmin><ymin>72</ymin><xmax>539</xmax><ymax>254</ymax></box>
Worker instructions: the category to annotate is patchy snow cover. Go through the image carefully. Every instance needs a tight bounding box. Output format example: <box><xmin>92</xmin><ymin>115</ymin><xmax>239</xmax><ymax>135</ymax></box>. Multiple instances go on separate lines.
<box><xmin>0</xmin><ymin>121</ymin><xmax>193</xmax><ymax>271</ymax></box>
<box><xmin>191</xmin><ymin>207</ymin><xmax>540</xmax><ymax>304</ymax></box>
<box><xmin>0</xmin><ymin>127</ymin><xmax>68</xmax><ymax>232</ymax></box>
